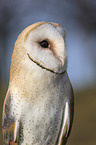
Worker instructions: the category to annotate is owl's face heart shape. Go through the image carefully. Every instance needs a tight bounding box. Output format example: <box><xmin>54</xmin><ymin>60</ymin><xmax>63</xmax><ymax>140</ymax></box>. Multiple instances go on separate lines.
<box><xmin>24</xmin><ymin>22</ymin><xmax>67</xmax><ymax>74</ymax></box>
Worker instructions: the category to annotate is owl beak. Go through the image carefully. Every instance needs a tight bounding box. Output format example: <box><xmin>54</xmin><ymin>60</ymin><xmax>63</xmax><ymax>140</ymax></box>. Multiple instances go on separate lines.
<box><xmin>59</xmin><ymin>57</ymin><xmax>64</xmax><ymax>66</ymax></box>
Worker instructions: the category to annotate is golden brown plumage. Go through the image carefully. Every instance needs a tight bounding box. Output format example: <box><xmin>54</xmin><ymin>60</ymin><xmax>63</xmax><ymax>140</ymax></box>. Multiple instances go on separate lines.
<box><xmin>2</xmin><ymin>22</ymin><xmax>74</xmax><ymax>145</ymax></box>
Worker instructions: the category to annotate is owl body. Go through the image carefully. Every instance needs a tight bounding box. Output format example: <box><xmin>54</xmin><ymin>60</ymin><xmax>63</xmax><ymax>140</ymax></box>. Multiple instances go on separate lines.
<box><xmin>2</xmin><ymin>22</ymin><xmax>74</xmax><ymax>145</ymax></box>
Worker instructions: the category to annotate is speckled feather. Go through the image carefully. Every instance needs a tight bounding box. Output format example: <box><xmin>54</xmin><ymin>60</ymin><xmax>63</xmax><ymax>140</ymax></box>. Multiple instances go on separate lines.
<box><xmin>2</xmin><ymin>22</ymin><xmax>74</xmax><ymax>145</ymax></box>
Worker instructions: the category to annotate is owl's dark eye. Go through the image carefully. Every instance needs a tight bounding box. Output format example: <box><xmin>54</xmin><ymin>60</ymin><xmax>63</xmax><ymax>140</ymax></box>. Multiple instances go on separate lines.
<box><xmin>40</xmin><ymin>40</ymin><xmax>49</xmax><ymax>48</ymax></box>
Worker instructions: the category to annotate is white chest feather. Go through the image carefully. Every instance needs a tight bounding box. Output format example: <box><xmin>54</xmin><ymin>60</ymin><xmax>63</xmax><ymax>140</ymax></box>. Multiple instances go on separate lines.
<box><xmin>10</xmin><ymin>73</ymin><xmax>68</xmax><ymax>145</ymax></box>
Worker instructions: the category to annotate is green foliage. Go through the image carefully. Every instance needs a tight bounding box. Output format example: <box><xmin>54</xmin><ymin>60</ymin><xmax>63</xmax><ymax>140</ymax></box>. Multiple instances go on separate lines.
<box><xmin>67</xmin><ymin>88</ymin><xmax>96</xmax><ymax>145</ymax></box>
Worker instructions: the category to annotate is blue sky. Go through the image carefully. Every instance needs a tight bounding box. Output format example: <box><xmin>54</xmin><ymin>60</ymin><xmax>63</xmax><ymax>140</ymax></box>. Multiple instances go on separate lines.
<box><xmin>0</xmin><ymin>0</ymin><xmax>96</xmax><ymax>90</ymax></box>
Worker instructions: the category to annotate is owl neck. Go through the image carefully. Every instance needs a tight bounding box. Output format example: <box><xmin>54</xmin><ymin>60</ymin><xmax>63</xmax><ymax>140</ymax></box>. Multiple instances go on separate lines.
<box><xmin>9</xmin><ymin>66</ymin><xmax>67</xmax><ymax>99</ymax></box>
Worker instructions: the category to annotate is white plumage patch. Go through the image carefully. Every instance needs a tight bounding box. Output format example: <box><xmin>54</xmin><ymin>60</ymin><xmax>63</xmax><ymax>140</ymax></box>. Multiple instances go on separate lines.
<box><xmin>25</xmin><ymin>23</ymin><xmax>66</xmax><ymax>74</ymax></box>
<box><xmin>63</xmin><ymin>102</ymin><xmax>70</xmax><ymax>137</ymax></box>
<box><xmin>14</xmin><ymin>120</ymin><xmax>19</xmax><ymax>142</ymax></box>
<box><xmin>58</xmin><ymin>101</ymin><xmax>70</xmax><ymax>145</ymax></box>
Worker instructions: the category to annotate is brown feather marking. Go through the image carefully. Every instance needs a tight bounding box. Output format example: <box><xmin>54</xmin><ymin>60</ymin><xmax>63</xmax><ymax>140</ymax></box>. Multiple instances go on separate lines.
<box><xmin>10</xmin><ymin>141</ymin><xmax>18</xmax><ymax>145</ymax></box>
<box><xmin>2</xmin><ymin>121</ymin><xmax>17</xmax><ymax>140</ymax></box>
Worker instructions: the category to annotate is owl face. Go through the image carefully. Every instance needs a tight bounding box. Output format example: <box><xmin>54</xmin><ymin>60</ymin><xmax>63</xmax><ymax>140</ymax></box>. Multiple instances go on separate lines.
<box><xmin>24</xmin><ymin>22</ymin><xmax>67</xmax><ymax>74</ymax></box>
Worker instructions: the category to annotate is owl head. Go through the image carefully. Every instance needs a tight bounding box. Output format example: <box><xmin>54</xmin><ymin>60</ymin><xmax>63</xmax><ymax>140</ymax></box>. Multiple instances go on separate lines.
<box><xmin>10</xmin><ymin>22</ymin><xmax>67</xmax><ymax>81</ymax></box>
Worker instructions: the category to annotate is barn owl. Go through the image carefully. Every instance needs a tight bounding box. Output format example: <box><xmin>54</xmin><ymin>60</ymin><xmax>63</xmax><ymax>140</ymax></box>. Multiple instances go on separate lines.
<box><xmin>2</xmin><ymin>22</ymin><xmax>74</xmax><ymax>145</ymax></box>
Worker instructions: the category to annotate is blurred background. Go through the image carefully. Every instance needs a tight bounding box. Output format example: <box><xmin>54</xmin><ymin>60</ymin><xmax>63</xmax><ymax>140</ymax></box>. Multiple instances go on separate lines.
<box><xmin>0</xmin><ymin>0</ymin><xmax>96</xmax><ymax>144</ymax></box>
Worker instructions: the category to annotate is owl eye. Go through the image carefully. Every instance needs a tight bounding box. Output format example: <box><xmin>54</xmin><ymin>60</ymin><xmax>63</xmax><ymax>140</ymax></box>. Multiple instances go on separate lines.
<box><xmin>40</xmin><ymin>40</ymin><xmax>49</xmax><ymax>48</ymax></box>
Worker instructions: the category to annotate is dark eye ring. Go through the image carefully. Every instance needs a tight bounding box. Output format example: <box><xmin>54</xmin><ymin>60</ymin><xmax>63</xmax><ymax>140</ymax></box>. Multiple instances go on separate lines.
<box><xmin>40</xmin><ymin>40</ymin><xmax>49</xmax><ymax>48</ymax></box>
